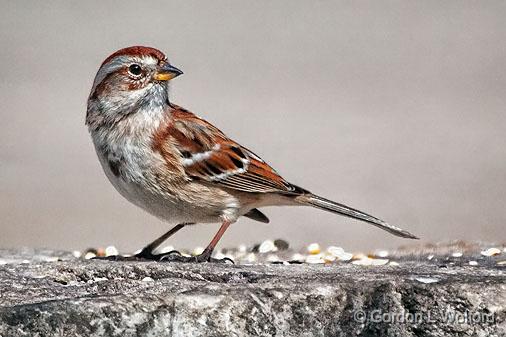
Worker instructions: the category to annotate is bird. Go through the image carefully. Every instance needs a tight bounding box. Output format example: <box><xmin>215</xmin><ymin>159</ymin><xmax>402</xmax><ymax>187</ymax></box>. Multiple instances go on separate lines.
<box><xmin>86</xmin><ymin>46</ymin><xmax>418</xmax><ymax>262</ymax></box>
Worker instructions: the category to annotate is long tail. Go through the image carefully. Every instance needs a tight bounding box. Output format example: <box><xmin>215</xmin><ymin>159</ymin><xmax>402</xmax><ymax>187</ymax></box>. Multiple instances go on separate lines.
<box><xmin>298</xmin><ymin>194</ymin><xmax>419</xmax><ymax>239</ymax></box>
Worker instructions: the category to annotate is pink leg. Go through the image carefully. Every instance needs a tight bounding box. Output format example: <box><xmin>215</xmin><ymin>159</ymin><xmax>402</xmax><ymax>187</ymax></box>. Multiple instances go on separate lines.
<box><xmin>197</xmin><ymin>220</ymin><xmax>232</xmax><ymax>262</ymax></box>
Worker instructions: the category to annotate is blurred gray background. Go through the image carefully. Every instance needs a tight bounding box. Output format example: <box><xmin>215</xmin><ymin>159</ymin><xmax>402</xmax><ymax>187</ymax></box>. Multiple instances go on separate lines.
<box><xmin>1</xmin><ymin>1</ymin><xmax>505</xmax><ymax>253</ymax></box>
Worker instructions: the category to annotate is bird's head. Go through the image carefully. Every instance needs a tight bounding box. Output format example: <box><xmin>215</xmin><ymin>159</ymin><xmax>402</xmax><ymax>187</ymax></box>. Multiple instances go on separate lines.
<box><xmin>86</xmin><ymin>46</ymin><xmax>183</xmax><ymax>128</ymax></box>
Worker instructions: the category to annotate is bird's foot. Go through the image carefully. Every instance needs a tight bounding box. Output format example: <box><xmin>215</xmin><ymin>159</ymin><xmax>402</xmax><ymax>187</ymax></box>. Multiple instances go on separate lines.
<box><xmin>92</xmin><ymin>248</ymin><xmax>234</xmax><ymax>264</ymax></box>
<box><xmin>135</xmin><ymin>249</ymin><xmax>234</xmax><ymax>263</ymax></box>
<box><xmin>136</xmin><ymin>249</ymin><xmax>188</xmax><ymax>262</ymax></box>
<box><xmin>92</xmin><ymin>249</ymin><xmax>184</xmax><ymax>262</ymax></box>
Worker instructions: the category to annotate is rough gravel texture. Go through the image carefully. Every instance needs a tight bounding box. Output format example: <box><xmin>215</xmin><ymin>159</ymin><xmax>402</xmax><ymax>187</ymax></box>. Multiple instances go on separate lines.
<box><xmin>0</xmin><ymin>247</ymin><xmax>504</xmax><ymax>337</ymax></box>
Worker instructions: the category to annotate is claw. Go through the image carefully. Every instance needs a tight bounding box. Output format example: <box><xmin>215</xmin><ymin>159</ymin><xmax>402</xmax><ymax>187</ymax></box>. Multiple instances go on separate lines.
<box><xmin>220</xmin><ymin>257</ymin><xmax>235</xmax><ymax>264</ymax></box>
<box><xmin>192</xmin><ymin>250</ymin><xmax>235</xmax><ymax>264</ymax></box>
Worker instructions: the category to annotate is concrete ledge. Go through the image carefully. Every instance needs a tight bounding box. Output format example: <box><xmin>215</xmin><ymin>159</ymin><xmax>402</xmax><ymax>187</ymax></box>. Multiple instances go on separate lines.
<box><xmin>0</xmin><ymin>247</ymin><xmax>504</xmax><ymax>336</ymax></box>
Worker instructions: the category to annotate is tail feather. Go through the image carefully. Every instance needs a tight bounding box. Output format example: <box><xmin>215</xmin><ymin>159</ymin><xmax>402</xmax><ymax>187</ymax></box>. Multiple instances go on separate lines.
<box><xmin>300</xmin><ymin>194</ymin><xmax>419</xmax><ymax>239</ymax></box>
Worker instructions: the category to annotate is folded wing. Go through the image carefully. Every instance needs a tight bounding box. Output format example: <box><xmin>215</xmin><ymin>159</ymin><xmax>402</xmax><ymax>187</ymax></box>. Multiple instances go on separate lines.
<box><xmin>161</xmin><ymin>107</ymin><xmax>304</xmax><ymax>195</ymax></box>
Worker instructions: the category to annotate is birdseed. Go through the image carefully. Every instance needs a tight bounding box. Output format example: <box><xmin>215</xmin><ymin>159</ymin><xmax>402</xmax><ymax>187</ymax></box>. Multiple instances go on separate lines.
<box><xmin>259</xmin><ymin>240</ymin><xmax>276</xmax><ymax>254</ymax></box>
<box><xmin>481</xmin><ymin>248</ymin><xmax>501</xmax><ymax>257</ymax></box>
<box><xmin>305</xmin><ymin>254</ymin><xmax>325</xmax><ymax>264</ymax></box>
<box><xmin>105</xmin><ymin>246</ymin><xmax>119</xmax><ymax>257</ymax></box>
<box><xmin>307</xmin><ymin>243</ymin><xmax>321</xmax><ymax>255</ymax></box>
<box><xmin>375</xmin><ymin>250</ymin><xmax>390</xmax><ymax>258</ymax></box>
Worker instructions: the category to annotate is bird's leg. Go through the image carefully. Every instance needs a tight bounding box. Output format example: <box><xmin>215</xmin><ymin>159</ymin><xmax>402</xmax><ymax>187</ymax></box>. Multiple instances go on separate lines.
<box><xmin>194</xmin><ymin>220</ymin><xmax>233</xmax><ymax>263</ymax></box>
<box><xmin>135</xmin><ymin>223</ymin><xmax>189</xmax><ymax>260</ymax></box>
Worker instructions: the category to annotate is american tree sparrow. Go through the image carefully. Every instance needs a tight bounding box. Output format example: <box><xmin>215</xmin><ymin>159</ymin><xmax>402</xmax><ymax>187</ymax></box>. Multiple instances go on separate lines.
<box><xmin>86</xmin><ymin>46</ymin><xmax>417</xmax><ymax>262</ymax></box>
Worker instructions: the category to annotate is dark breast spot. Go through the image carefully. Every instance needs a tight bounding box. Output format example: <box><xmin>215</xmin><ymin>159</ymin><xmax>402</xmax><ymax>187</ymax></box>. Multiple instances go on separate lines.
<box><xmin>108</xmin><ymin>160</ymin><xmax>121</xmax><ymax>177</ymax></box>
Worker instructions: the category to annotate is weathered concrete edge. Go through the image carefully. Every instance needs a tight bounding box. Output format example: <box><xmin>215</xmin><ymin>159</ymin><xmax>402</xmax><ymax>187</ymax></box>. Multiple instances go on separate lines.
<box><xmin>0</xmin><ymin>252</ymin><xmax>504</xmax><ymax>337</ymax></box>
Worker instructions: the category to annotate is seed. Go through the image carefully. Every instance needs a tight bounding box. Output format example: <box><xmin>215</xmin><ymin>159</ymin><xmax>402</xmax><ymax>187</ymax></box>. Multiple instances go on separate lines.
<box><xmin>96</xmin><ymin>248</ymin><xmax>106</xmax><ymax>257</ymax></box>
<box><xmin>267</xmin><ymin>254</ymin><xmax>280</xmax><ymax>263</ymax></box>
<box><xmin>105</xmin><ymin>246</ymin><xmax>119</xmax><ymax>257</ymax></box>
<box><xmin>72</xmin><ymin>251</ymin><xmax>82</xmax><ymax>258</ymax></box>
<box><xmin>352</xmin><ymin>257</ymin><xmax>373</xmax><ymax>266</ymax></box>
<box><xmin>291</xmin><ymin>253</ymin><xmax>305</xmax><ymax>262</ymax></box>
<box><xmin>376</xmin><ymin>250</ymin><xmax>389</xmax><ymax>258</ymax></box>
<box><xmin>274</xmin><ymin>239</ymin><xmax>289</xmax><ymax>251</ymax></box>
<box><xmin>327</xmin><ymin>246</ymin><xmax>344</xmax><ymax>257</ymax></box>
<box><xmin>371</xmin><ymin>258</ymin><xmax>389</xmax><ymax>266</ymax></box>
<box><xmin>353</xmin><ymin>253</ymin><xmax>366</xmax><ymax>260</ymax></box>
<box><xmin>306</xmin><ymin>254</ymin><xmax>325</xmax><ymax>264</ymax></box>
<box><xmin>307</xmin><ymin>243</ymin><xmax>321</xmax><ymax>255</ymax></box>
<box><xmin>259</xmin><ymin>240</ymin><xmax>277</xmax><ymax>254</ymax></box>
<box><xmin>481</xmin><ymin>248</ymin><xmax>501</xmax><ymax>257</ymax></box>
<box><xmin>336</xmin><ymin>252</ymin><xmax>353</xmax><ymax>261</ymax></box>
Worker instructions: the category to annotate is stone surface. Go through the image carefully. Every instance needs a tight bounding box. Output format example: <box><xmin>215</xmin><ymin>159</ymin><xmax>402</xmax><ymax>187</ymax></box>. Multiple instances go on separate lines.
<box><xmin>0</xmin><ymin>246</ymin><xmax>504</xmax><ymax>337</ymax></box>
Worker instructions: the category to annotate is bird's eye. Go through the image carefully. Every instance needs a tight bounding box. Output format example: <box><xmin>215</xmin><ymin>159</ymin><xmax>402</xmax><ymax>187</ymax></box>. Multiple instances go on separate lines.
<box><xmin>128</xmin><ymin>64</ymin><xmax>142</xmax><ymax>77</ymax></box>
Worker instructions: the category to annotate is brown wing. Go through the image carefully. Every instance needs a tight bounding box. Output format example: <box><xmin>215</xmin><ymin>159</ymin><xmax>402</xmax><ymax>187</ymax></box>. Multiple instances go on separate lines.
<box><xmin>158</xmin><ymin>107</ymin><xmax>305</xmax><ymax>194</ymax></box>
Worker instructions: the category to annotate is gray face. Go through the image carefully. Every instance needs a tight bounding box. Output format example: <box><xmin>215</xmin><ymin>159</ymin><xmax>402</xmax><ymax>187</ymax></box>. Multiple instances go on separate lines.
<box><xmin>86</xmin><ymin>55</ymin><xmax>169</xmax><ymax>127</ymax></box>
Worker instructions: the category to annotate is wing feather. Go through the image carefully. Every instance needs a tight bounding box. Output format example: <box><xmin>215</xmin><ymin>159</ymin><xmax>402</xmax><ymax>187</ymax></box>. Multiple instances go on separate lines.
<box><xmin>157</xmin><ymin>106</ymin><xmax>302</xmax><ymax>195</ymax></box>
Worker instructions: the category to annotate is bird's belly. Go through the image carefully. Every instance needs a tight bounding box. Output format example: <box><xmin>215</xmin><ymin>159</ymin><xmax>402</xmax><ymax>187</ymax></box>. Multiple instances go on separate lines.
<box><xmin>113</xmin><ymin>173</ymin><xmax>225</xmax><ymax>224</ymax></box>
<box><xmin>96</xmin><ymin>149</ymin><xmax>236</xmax><ymax>224</ymax></box>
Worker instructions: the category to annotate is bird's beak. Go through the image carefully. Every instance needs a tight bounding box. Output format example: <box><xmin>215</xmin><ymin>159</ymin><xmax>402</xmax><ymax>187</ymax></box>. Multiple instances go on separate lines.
<box><xmin>153</xmin><ymin>63</ymin><xmax>183</xmax><ymax>81</ymax></box>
